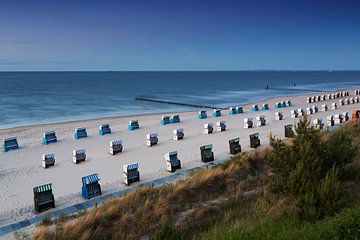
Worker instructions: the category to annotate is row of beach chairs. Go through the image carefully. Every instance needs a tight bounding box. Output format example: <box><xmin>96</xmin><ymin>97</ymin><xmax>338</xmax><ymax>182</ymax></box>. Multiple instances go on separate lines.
<box><xmin>306</xmin><ymin>91</ymin><xmax>350</xmax><ymax>103</ymax></box>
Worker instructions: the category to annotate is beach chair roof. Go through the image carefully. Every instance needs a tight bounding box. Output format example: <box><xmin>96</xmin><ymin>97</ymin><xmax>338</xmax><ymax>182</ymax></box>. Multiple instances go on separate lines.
<box><xmin>162</xmin><ymin>115</ymin><xmax>170</xmax><ymax>120</ymax></box>
<box><xmin>129</xmin><ymin>119</ymin><xmax>138</xmax><ymax>124</ymax></box>
<box><xmin>42</xmin><ymin>153</ymin><xmax>55</xmax><ymax>160</ymax></box>
<box><xmin>217</xmin><ymin>121</ymin><xmax>225</xmax><ymax>126</ymax></box>
<box><xmin>204</xmin><ymin>123</ymin><xmax>213</xmax><ymax>128</ymax></box>
<box><xmin>4</xmin><ymin>136</ymin><xmax>17</xmax><ymax>142</ymax></box>
<box><xmin>110</xmin><ymin>140</ymin><xmax>122</xmax><ymax>146</ymax></box>
<box><xmin>43</xmin><ymin>130</ymin><xmax>56</xmax><ymax>136</ymax></box>
<box><xmin>202</xmin><ymin>144</ymin><xmax>212</xmax><ymax>150</ymax></box>
<box><xmin>171</xmin><ymin>114</ymin><xmax>179</xmax><ymax>118</ymax></box>
<box><xmin>146</xmin><ymin>133</ymin><xmax>158</xmax><ymax>139</ymax></box>
<box><xmin>75</xmin><ymin>127</ymin><xmax>86</xmax><ymax>132</ymax></box>
<box><xmin>33</xmin><ymin>183</ymin><xmax>52</xmax><ymax>193</ymax></box>
<box><xmin>173</xmin><ymin>128</ymin><xmax>184</xmax><ymax>134</ymax></box>
<box><xmin>199</xmin><ymin>110</ymin><xmax>206</xmax><ymax>114</ymax></box>
<box><xmin>229</xmin><ymin>137</ymin><xmax>240</xmax><ymax>143</ymax></box>
<box><xmin>82</xmin><ymin>173</ymin><xmax>100</xmax><ymax>185</ymax></box>
<box><xmin>73</xmin><ymin>149</ymin><xmax>86</xmax><ymax>155</ymax></box>
<box><xmin>125</xmin><ymin>163</ymin><xmax>139</xmax><ymax>171</ymax></box>
<box><xmin>250</xmin><ymin>133</ymin><xmax>259</xmax><ymax>137</ymax></box>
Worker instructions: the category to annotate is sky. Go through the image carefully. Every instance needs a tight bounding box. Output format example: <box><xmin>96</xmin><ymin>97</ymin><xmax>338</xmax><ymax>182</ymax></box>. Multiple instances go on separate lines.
<box><xmin>0</xmin><ymin>0</ymin><xmax>359</xmax><ymax>71</ymax></box>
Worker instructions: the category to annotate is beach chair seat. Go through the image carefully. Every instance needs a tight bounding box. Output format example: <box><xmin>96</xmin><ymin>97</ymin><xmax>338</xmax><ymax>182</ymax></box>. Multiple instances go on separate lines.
<box><xmin>249</xmin><ymin>133</ymin><xmax>260</xmax><ymax>148</ymax></box>
<box><xmin>213</xmin><ymin>109</ymin><xmax>222</xmax><ymax>117</ymax></box>
<box><xmin>243</xmin><ymin>118</ymin><xmax>253</xmax><ymax>128</ymax></box>
<box><xmin>216</xmin><ymin>121</ymin><xmax>226</xmax><ymax>132</ymax></box>
<box><xmin>200</xmin><ymin>144</ymin><xmax>214</xmax><ymax>162</ymax></box>
<box><xmin>170</xmin><ymin>114</ymin><xmax>180</xmax><ymax>123</ymax></box>
<box><xmin>198</xmin><ymin>110</ymin><xmax>207</xmax><ymax>119</ymax></box>
<box><xmin>204</xmin><ymin>123</ymin><xmax>214</xmax><ymax>134</ymax></box>
<box><xmin>74</xmin><ymin>127</ymin><xmax>87</xmax><ymax>139</ymax></box>
<box><xmin>128</xmin><ymin>120</ymin><xmax>139</xmax><ymax>130</ymax></box>
<box><xmin>229</xmin><ymin>137</ymin><xmax>241</xmax><ymax>155</ymax></box>
<box><xmin>110</xmin><ymin>140</ymin><xmax>123</xmax><ymax>155</ymax></box>
<box><xmin>146</xmin><ymin>133</ymin><xmax>158</xmax><ymax>147</ymax></box>
<box><xmin>160</xmin><ymin>115</ymin><xmax>170</xmax><ymax>125</ymax></box>
<box><xmin>123</xmin><ymin>163</ymin><xmax>140</xmax><ymax>185</ymax></box>
<box><xmin>42</xmin><ymin>153</ymin><xmax>55</xmax><ymax>168</ymax></box>
<box><xmin>173</xmin><ymin>128</ymin><xmax>184</xmax><ymax>140</ymax></box>
<box><xmin>81</xmin><ymin>173</ymin><xmax>102</xmax><ymax>199</ymax></box>
<box><xmin>165</xmin><ymin>151</ymin><xmax>181</xmax><ymax>172</ymax></box>
<box><xmin>3</xmin><ymin>136</ymin><xmax>19</xmax><ymax>152</ymax></box>
<box><xmin>275</xmin><ymin>112</ymin><xmax>283</xmax><ymax>120</ymax></box>
<box><xmin>33</xmin><ymin>183</ymin><xmax>55</xmax><ymax>212</ymax></box>
<box><xmin>284</xmin><ymin>124</ymin><xmax>294</xmax><ymax>138</ymax></box>
<box><xmin>73</xmin><ymin>149</ymin><xmax>86</xmax><ymax>164</ymax></box>
<box><xmin>43</xmin><ymin>130</ymin><xmax>57</xmax><ymax>144</ymax></box>
<box><xmin>99</xmin><ymin>124</ymin><xmax>111</xmax><ymax>135</ymax></box>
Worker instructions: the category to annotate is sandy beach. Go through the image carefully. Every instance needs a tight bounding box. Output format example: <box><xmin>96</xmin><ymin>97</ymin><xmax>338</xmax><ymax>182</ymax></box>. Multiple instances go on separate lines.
<box><xmin>0</xmin><ymin>90</ymin><xmax>359</xmax><ymax>227</ymax></box>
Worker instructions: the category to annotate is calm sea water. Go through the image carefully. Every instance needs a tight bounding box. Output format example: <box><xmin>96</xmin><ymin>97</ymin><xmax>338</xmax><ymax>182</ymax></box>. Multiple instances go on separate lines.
<box><xmin>0</xmin><ymin>71</ymin><xmax>359</xmax><ymax>129</ymax></box>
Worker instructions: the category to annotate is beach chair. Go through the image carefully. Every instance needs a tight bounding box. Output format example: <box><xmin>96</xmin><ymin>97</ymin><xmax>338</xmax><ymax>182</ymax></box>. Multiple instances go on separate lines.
<box><xmin>43</xmin><ymin>130</ymin><xmax>57</xmax><ymax>145</ymax></box>
<box><xmin>291</xmin><ymin>109</ymin><xmax>298</xmax><ymax>118</ymax></box>
<box><xmin>160</xmin><ymin>115</ymin><xmax>170</xmax><ymax>125</ymax></box>
<box><xmin>123</xmin><ymin>163</ymin><xmax>140</xmax><ymax>185</ymax></box>
<box><xmin>281</xmin><ymin>101</ymin><xmax>286</xmax><ymax>108</ymax></box>
<box><xmin>204</xmin><ymin>123</ymin><xmax>214</xmax><ymax>134</ymax></box>
<box><xmin>327</xmin><ymin>94</ymin><xmax>332</xmax><ymax>100</ymax></box>
<box><xmin>128</xmin><ymin>120</ymin><xmax>139</xmax><ymax>130</ymax></box>
<box><xmin>229</xmin><ymin>107</ymin><xmax>237</xmax><ymax>115</ymax></box>
<box><xmin>243</xmin><ymin>118</ymin><xmax>253</xmax><ymax>129</ymax></box>
<box><xmin>3</xmin><ymin>136</ymin><xmax>19</xmax><ymax>152</ymax></box>
<box><xmin>327</xmin><ymin>116</ymin><xmax>334</xmax><ymax>126</ymax></box>
<box><xmin>256</xmin><ymin>115</ymin><xmax>266</xmax><ymax>127</ymax></box>
<box><xmin>42</xmin><ymin>153</ymin><xmax>55</xmax><ymax>168</ymax></box>
<box><xmin>334</xmin><ymin>114</ymin><xmax>343</xmax><ymax>125</ymax></box>
<box><xmin>297</xmin><ymin>108</ymin><xmax>304</xmax><ymax>117</ymax></box>
<box><xmin>275</xmin><ymin>112</ymin><xmax>283</xmax><ymax>120</ymax></box>
<box><xmin>173</xmin><ymin>128</ymin><xmax>184</xmax><ymax>140</ymax></box>
<box><xmin>275</xmin><ymin>102</ymin><xmax>282</xmax><ymax>108</ymax></box>
<box><xmin>286</xmin><ymin>100</ymin><xmax>292</xmax><ymax>107</ymax></box>
<box><xmin>320</xmin><ymin>95</ymin><xmax>326</xmax><ymax>101</ymax></box>
<box><xmin>332</xmin><ymin>102</ymin><xmax>337</xmax><ymax>110</ymax></box>
<box><xmin>306</xmin><ymin>97</ymin><xmax>311</xmax><ymax>104</ymax></box>
<box><xmin>229</xmin><ymin>138</ymin><xmax>241</xmax><ymax>155</ymax></box>
<box><xmin>249</xmin><ymin>133</ymin><xmax>260</xmax><ymax>148</ymax></box>
<box><xmin>236</xmin><ymin>106</ymin><xmax>244</xmax><ymax>114</ymax></box>
<box><xmin>306</xmin><ymin>107</ymin><xmax>313</xmax><ymax>115</ymax></box>
<box><xmin>33</xmin><ymin>183</ymin><xmax>55</xmax><ymax>212</ymax></box>
<box><xmin>352</xmin><ymin>110</ymin><xmax>360</xmax><ymax>119</ymax></box>
<box><xmin>165</xmin><ymin>151</ymin><xmax>181</xmax><ymax>172</ymax></box>
<box><xmin>200</xmin><ymin>144</ymin><xmax>214</xmax><ymax>162</ymax></box>
<box><xmin>216</xmin><ymin>121</ymin><xmax>226</xmax><ymax>132</ymax></box>
<box><xmin>146</xmin><ymin>133</ymin><xmax>158</xmax><ymax>147</ymax></box>
<box><xmin>81</xmin><ymin>173</ymin><xmax>102</xmax><ymax>199</ymax></box>
<box><xmin>170</xmin><ymin>114</ymin><xmax>180</xmax><ymax>123</ymax></box>
<box><xmin>313</xmin><ymin>118</ymin><xmax>324</xmax><ymax>130</ymax></box>
<box><xmin>284</xmin><ymin>124</ymin><xmax>294</xmax><ymax>138</ymax></box>
<box><xmin>349</xmin><ymin>98</ymin><xmax>354</xmax><ymax>104</ymax></box>
<box><xmin>73</xmin><ymin>149</ymin><xmax>86</xmax><ymax>164</ymax></box>
<box><xmin>251</xmin><ymin>105</ymin><xmax>259</xmax><ymax>112</ymax></box>
<box><xmin>345</xmin><ymin>98</ymin><xmax>350</xmax><ymax>105</ymax></box>
<box><xmin>342</xmin><ymin>112</ymin><xmax>349</xmax><ymax>122</ymax></box>
<box><xmin>316</xmin><ymin>96</ymin><xmax>321</xmax><ymax>102</ymax></box>
<box><xmin>198</xmin><ymin>110</ymin><xmax>207</xmax><ymax>119</ymax></box>
<box><xmin>99</xmin><ymin>124</ymin><xmax>111</xmax><ymax>135</ymax></box>
<box><xmin>261</xmin><ymin>104</ymin><xmax>269</xmax><ymax>110</ymax></box>
<box><xmin>311</xmin><ymin>105</ymin><xmax>318</xmax><ymax>113</ymax></box>
<box><xmin>339</xmin><ymin>99</ymin><xmax>344</xmax><ymax>106</ymax></box>
<box><xmin>110</xmin><ymin>140</ymin><xmax>123</xmax><ymax>155</ymax></box>
<box><xmin>321</xmin><ymin>104</ymin><xmax>328</xmax><ymax>112</ymax></box>
<box><xmin>213</xmin><ymin>109</ymin><xmax>222</xmax><ymax>117</ymax></box>
<box><xmin>74</xmin><ymin>127</ymin><xmax>87</xmax><ymax>139</ymax></box>
<box><xmin>354</xmin><ymin>97</ymin><xmax>359</xmax><ymax>103</ymax></box>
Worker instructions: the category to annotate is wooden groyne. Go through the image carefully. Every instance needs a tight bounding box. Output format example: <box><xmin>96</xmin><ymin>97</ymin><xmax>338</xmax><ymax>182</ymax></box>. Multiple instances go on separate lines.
<box><xmin>135</xmin><ymin>96</ymin><xmax>223</xmax><ymax>109</ymax></box>
<box><xmin>267</xmin><ymin>87</ymin><xmax>327</xmax><ymax>93</ymax></box>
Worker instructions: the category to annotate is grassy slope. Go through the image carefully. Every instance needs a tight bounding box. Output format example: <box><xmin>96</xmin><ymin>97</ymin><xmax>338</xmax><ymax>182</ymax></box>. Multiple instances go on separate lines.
<box><xmin>32</xmin><ymin>120</ymin><xmax>360</xmax><ymax>240</ymax></box>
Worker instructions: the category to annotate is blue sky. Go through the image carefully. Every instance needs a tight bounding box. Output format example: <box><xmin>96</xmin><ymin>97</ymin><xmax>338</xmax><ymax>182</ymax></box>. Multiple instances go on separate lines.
<box><xmin>0</xmin><ymin>0</ymin><xmax>359</xmax><ymax>71</ymax></box>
